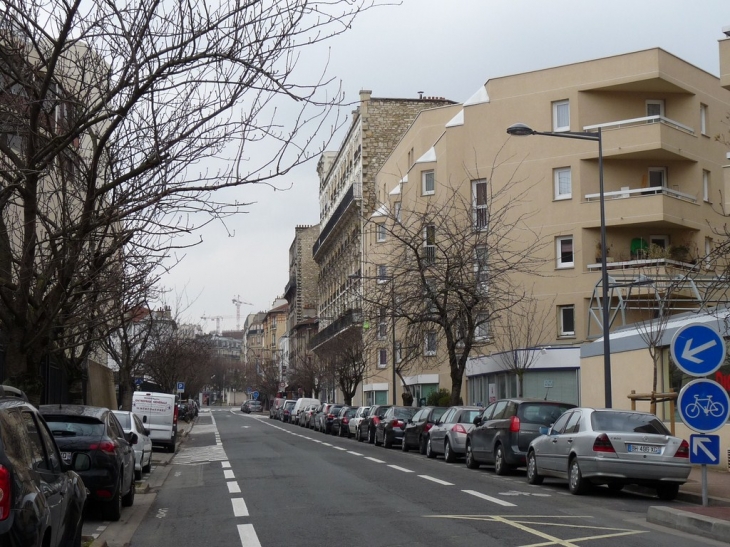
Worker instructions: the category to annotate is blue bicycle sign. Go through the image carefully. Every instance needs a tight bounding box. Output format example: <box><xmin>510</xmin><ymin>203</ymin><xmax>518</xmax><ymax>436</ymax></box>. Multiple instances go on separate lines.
<box><xmin>678</xmin><ymin>379</ymin><xmax>730</xmax><ymax>433</ymax></box>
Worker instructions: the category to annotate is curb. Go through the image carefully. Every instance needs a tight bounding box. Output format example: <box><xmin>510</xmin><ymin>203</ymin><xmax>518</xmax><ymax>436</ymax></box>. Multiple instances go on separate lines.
<box><xmin>87</xmin><ymin>537</ymin><xmax>107</xmax><ymax>547</ymax></box>
<box><xmin>647</xmin><ymin>506</ymin><xmax>730</xmax><ymax>543</ymax></box>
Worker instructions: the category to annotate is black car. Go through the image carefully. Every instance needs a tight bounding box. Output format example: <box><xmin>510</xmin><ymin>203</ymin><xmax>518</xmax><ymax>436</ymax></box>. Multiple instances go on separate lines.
<box><xmin>358</xmin><ymin>404</ymin><xmax>392</xmax><ymax>444</ymax></box>
<box><xmin>465</xmin><ymin>398</ymin><xmax>576</xmax><ymax>475</ymax></box>
<box><xmin>402</xmin><ymin>406</ymin><xmax>448</xmax><ymax>454</ymax></box>
<box><xmin>332</xmin><ymin>406</ymin><xmax>357</xmax><ymax>437</ymax></box>
<box><xmin>375</xmin><ymin>406</ymin><xmax>417</xmax><ymax>448</ymax></box>
<box><xmin>0</xmin><ymin>387</ymin><xmax>88</xmax><ymax>547</ymax></box>
<box><xmin>322</xmin><ymin>404</ymin><xmax>346</xmax><ymax>434</ymax></box>
<box><xmin>40</xmin><ymin>404</ymin><xmax>137</xmax><ymax>521</ymax></box>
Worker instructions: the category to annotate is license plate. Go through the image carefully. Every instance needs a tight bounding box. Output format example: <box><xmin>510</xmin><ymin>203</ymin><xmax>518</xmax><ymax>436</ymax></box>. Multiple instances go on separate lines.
<box><xmin>61</xmin><ymin>451</ymin><xmax>72</xmax><ymax>463</ymax></box>
<box><xmin>627</xmin><ymin>444</ymin><xmax>661</xmax><ymax>454</ymax></box>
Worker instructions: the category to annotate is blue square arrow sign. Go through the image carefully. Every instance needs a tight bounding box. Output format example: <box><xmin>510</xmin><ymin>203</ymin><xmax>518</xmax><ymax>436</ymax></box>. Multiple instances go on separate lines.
<box><xmin>690</xmin><ymin>434</ymin><xmax>720</xmax><ymax>465</ymax></box>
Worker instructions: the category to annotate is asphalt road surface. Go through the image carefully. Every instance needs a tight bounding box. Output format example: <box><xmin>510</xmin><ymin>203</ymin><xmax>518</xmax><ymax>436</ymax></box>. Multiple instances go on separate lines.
<box><xmin>119</xmin><ymin>408</ymin><xmax>725</xmax><ymax>547</ymax></box>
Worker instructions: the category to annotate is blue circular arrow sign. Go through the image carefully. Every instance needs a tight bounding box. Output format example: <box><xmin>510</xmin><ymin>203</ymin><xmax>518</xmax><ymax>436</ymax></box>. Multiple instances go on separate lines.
<box><xmin>678</xmin><ymin>379</ymin><xmax>730</xmax><ymax>433</ymax></box>
<box><xmin>670</xmin><ymin>323</ymin><xmax>726</xmax><ymax>377</ymax></box>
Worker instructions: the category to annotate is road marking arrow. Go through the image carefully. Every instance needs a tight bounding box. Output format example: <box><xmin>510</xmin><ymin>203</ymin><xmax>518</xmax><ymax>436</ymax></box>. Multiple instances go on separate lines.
<box><xmin>692</xmin><ymin>437</ymin><xmax>717</xmax><ymax>462</ymax></box>
<box><xmin>681</xmin><ymin>338</ymin><xmax>717</xmax><ymax>364</ymax></box>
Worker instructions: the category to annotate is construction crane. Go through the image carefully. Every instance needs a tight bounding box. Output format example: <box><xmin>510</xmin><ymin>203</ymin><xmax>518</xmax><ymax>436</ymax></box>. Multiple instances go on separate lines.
<box><xmin>232</xmin><ymin>295</ymin><xmax>252</xmax><ymax>330</ymax></box>
<box><xmin>201</xmin><ymin>315</ymin><xmax>231</xmax><ymax>335</ymax></box>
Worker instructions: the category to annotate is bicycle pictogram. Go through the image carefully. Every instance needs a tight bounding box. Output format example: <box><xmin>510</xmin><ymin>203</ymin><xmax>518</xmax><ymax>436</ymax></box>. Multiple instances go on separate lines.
<box><xmin>684</xmin><ymin>394</ymin><xmax>725</xmax><ymax>419</ymax></box>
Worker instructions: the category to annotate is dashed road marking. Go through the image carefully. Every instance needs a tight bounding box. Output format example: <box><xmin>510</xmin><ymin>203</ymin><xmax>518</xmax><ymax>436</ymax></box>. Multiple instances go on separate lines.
<box><xmin>224</xmin><ymin>470</ymin><xmax>235</xmax><ymax>479</ymax></box>
<box><xmin>222</xmin><ymin>461</ymin><xmax>231</xmax><ymax>468</ymax></box>
<box><xmin>237</xmin><ymin>524</ymin><xmax>262</xmax><ymax>547</ymax></box>
<box><xmin>333</xmin><ymin>446</ymin><xmax>347</xmax><ymax>451</ymax></box>
<box><xmin>419</xmin><ymin>475</ymin><xmax>453</xmax><ymax>486</ymax></box>
<box><xmin>364</xmin><ymin>457</ymin><xmax>385</xmax><ymax>463</ymax></box>
<box><xmin>231</xmin><ymin>497</ymin><xmax>249</xmax><ymax>517</ymax></box>
<box><xmin>388</xmin><ymin>465</ymin><xmax>413</xmax><ymax>473</ymax></box>
<box><xmin>463</xmin><ymin>489</ymin><xmax>517</xmax><ymax>507</ymax></box>
<box><xmin>347</xmin><ymin>451</ymin><xmax>363</xmax><ymax>456</ymax></box>
<box><xmin>227</xmin><ymin>481</ymin><xmax>241</xmax><ymax>494</ymax></box>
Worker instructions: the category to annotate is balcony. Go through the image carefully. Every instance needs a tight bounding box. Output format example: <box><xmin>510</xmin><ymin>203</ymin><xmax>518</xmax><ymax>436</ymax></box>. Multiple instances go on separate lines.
<box><xmin>308</xmin><ymin>308</ymin><xmax>361</xmax><ymax>351</ymax></box>
<box><xmin>284</xmin><ymin>276</ymin><xmax>296</xmax><ymax>299</ymax></box>
<box><xmin>312</xmin><ymin>181</ymin><xmax>362</xmax><ymax>258</ymax></box>
<box><xmin>586</xmin><ymin>257</ymin><xmax>698</xmax><ymax>274</ymax></box>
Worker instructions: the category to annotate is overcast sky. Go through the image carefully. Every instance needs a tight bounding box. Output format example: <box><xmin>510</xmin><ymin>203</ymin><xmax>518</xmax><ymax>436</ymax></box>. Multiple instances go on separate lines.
<box><xmin>162</xmin><ymin>0</ymin><xmax>730</xmax><ymax>333</ymax></box>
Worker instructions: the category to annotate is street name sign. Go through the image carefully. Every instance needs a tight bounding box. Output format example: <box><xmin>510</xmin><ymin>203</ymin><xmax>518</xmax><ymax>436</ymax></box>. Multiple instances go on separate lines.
<box><xmin>678</xmin><ymin>379</ymin><xmax>730</xmax><ymax>433</ymax></box>
<box><xmin>689</xmin><ymin>434</ymin><xmax>721</xmax><ymax>465</ymax></box>
<box><xmin>670</xmin><ymin>323</ymin><xmax>726</xmax><ymax>377</ymax></box>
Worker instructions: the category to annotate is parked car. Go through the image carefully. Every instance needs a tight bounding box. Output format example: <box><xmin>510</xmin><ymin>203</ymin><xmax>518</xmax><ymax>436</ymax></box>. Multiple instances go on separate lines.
<box><xmin>332</xmin><ymin>406</ymin><xmax>357</xmax><ymax>437</ymax></box>
<box><xmin>375</xmin><ymin>406</ymin><xmax>417</xmax><ymax>448</ymax></box>
<box><xmin>0</xmin><ymin>386</ymin><xmax>88</xmax><ymax>547</ymax></box>
<box><xmin>241</xmin><ymin>400</ymin><xmax>263</xmax><ymax>413</ymax></box>
<box><xmin>112</xmin><ymin>410</ymin><xmax>153</xmax><ymax>480</ymax></box>
<box><xmin>292</xmin><ymin>398</ymin><xmax>321</xmax><ymax>426</ymax></box>
<box><xmin>313</xmin><ymin>404</ymin><xmax>333</xmax><ymax>432</ymax></box>
<box><xmin>349</xmin><ymin>406</ymin><xmax>371</xmax><ymax>439</ymax></box>
<box><xmin>322</xmin><ymin>404</ymin><xmax>346</xmax><ymax>434</ymax></box>
<box><xmin>465</xmin><ymin>398</ymin><xmax>576</xmax><ymax>475</ymax></box>
<box><xmin>402</xmin><ymin>406</ymin><xmax>448</xmax><ymax>454</ymax></box>
<box><xmin>281</xmin><ymin>400</ymin><xmax>296</xmax><ymax>423</ymax></box>
<box><xmin>425</xmin><ymin>406</ymin><xmax>481</xmax><ymax>462</ymax></box>
<box><xmin>300</xmin><ymin>404</ymin><xmax>318</xmax><ymax>428</ymax></box>
<box><xmin>526</xmin><ymin>408</ymin><xmax>691</xmax><ymax>499</ymax></box>
<box><xmin>358</xmin><ymin>404</ymin><xmax>392</xmax><ymax>444</ymax></box>
<box><xmin>270</xmin><ymin>397</ymin><xmax>285</xmax><ymax>419</ymax></box>
<box><xmin>132</xmin><ymin>391</ymin><xmax>177</xmax><ymax>453</ymax></box>
<box><xmin>40</xmin><ymin>404</ymin><xmax>137</xmax><ymax>521</ymax></box>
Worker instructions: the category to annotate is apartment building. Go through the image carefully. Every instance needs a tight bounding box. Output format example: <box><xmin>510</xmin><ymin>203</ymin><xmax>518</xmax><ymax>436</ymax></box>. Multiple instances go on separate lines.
<box><xmin>309</xmin><ymin>90</ymin><xmax>455</xmax><ymax>404</ymax></box>
<box><xmin>368</xmin><ymin>47</ymin><xmax>730</xmax><ymax>408</ymax></box>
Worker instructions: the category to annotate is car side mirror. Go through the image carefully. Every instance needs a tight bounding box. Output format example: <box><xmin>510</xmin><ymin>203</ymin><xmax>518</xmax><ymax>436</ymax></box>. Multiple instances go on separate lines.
<box><xmin>144</xmin><ymin>427</ymin><xmax>151</xmax><ymax>436</ymax></box>
<box><xmin>127</xmin><ymin>432</ymin><xmax>139</xmax><ymax>445</ymax></box>
<box><xmin>72</xmin><ymin>453</ymin><xmax>91</xmax><ymax>472</ymax></box>
<box><xmin>473</xmin><ymin>416</ymin><xmax>481</xmax><ymax>426</ymax></box>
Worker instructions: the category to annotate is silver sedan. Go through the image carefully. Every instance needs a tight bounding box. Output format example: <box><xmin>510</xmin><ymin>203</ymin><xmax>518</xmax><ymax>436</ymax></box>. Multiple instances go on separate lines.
<box><xmin>426</xmin><ymin>406</ymin><xmax>482</xmax><ymax>463</ymax></box>
<box><xmin>112</xmin><ymin>410</ymin><xmax>153</xmax><ymax>480</ymax></box>
<box><xmin>526</xmin><ymin>408</ymin><xmax>691</xmax><ymax>500</ymax></box>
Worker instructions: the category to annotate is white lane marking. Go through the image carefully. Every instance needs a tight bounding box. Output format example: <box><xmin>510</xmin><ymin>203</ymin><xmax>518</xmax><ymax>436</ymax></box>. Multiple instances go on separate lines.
<box><xmin>237</xmin><ymin>524</ymin><xmax>262</xmax><ymax>547</ymax></box>
<box><xmin>364</xmin><ymin>457</ymin><xmax>385</xmax><ymax>463</ymax></box>
<box><xmin>462</xmin><ymin>489</ymin><xmax>517</xmax><ymax>507</ymax></box>
<box><xmin>419</xmin><ymin>475</ymin><xmax>453</xmax><ymax>486</ymax></box>
<box><xmin>222</xmin><ymin>461</ymin><xmax>231</xmax><ymax>468</ymax></box>
<box><xmin>322</xmin><ymin>442</ymin><xmax>332</xmax><ymax>446</ymax></box>
<box><xmin>231</xmin><ymin>498</ymin><xmax>249</xmax><ymax>517</ymax></box>
<box><xmin>388</xmin><ymin>465</ymin><xmax>413</xmax><ymax>473</ymax></box>
<box><xmin>347</xmin><ymin>451</ymin><xmax>363</xmax><ymax>456</ymax></box>
<box><xmin>227</xmin><ymin>481</ymin><xmax>241</xmax><ymax>494</ymax></box>
<box><xmin>333</xmin><ymin>446</ymin><xmax>347</xmax><ymax>451</ymax></box>
<box><xmin>224</xmin><ymin>470</ymin><xmax>235</xmax><ymax>479</ymax></box>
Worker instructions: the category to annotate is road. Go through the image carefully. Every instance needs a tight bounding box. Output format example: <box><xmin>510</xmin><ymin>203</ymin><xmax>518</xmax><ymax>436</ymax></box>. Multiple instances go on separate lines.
<box><xmin>98</xmin><ymin>408</ymin><xmax>726</xmax><ymax>547</ymax></box>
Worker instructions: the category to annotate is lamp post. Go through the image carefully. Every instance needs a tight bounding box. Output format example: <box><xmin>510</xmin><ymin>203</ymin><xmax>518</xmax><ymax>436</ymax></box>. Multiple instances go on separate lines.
<box><xmin>349</xmin><ymin>273</ymin><xmax>398</xmax><ymax>405</ymax></box>
<box><xmin>506</xmin><ymin>123</ymin><xmax>612</xmax><ymax>408</ymax></box>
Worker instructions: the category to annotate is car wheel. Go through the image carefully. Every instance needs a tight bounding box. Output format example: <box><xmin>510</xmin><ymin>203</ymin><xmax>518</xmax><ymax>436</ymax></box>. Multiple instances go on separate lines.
<box><xmin>142</xmin><ymin>456</ymin><xmax>152</xmax><ymax>474</ymax></box>
<box><xmin>419</xmin><ymin>436</ymin><xmax>427</xmax><ymax>455</ymax></box>
<box><xmin>444</xmin><ymin>440</ymin><xmax>456</xmax><ymax>463</ymax></box>
<box><xmin>374</xmin><ymin>430</ymin><xmax>382</xmax><ymax>446</ymax></box>
<box><xmin>426</xmin><ymin>437</ymin><xmax>436</xmax><ymax>459</ymax></box>
<box><xmin>526</xmin><ymin>450</ymin><xmax>544</xmax><ymax>485</ymax></box>
<box><xmin>105</xmin><ymin>478</ymin><xmax>123</xmax><ymax>521</ymax></box>
<box><xmin>122</xmin><ymin>473</ymin><xmax>135</xmax><ymax>507</ymax></box>
<box><xmin>568</xmin><ymin>458</ymin><xmax>588</xmax><ymax>495</ymax></box>
<box><xmin>494</xmin><ymin>445</ymin><xmax>510</xmax><ymax>476</ymax></box>
<box><xmin>401</xmin><ymin>437</ymin><xmax>409</xmax><ymax>452</ymax></box>
<box><xmin>167</xmin><ymin>440</ymin><xmax>176</xmax><ymax>453</ymax></box>
<box><xmin>357</xmin><ymin>428</ymin><xmax>364</xmax><ymax>442</ymax></box>
<box><xmin>656</xmin><ymin>483</ymin><xmax>680</xmax><ymax>501</ymax></box>
<box><xmin>135</xmin><ymin>466</ymin><xmax>142</xmax><ymax>481</ymax></box>
<box><xmin>465</xmin><ymin>442</ymin><xmax>480</xmax><ymax>469</ymax></box>
<box><xmin>368</xmin><ymin>428</ymin><xmax>375</xmax><ymax>444</ymax></box>
<box><xmin>384</xmin><ymin>432</ymin><xmax>393</xmax><ymax>449</ymax></box>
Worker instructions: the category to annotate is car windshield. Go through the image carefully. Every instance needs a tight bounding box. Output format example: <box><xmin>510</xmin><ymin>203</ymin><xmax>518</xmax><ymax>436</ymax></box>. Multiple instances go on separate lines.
<box><xmin>591</xmin><ymin>411</ymin><xmax>670</xmax><ymax>435</ymax></box>
<box><xmin>518</xmin><ymin>404</ymin><xmax>575</xmax><ymax>426</ymax></box>
<box><xmin>394</xmin><ymin>407</ymin><xmax>417</xmax><ymax>419</ymax></box>
<box><xmin>112</xmin><ymin>412</ymin><xmax>131</xmax><ymax>428</ymax></box>
<box><xmin>45</xmin><ymin>417</ymin><xmax>105</xmax><ymax>437</ymax></box>
<box><xmin>346</xmin><ymin>409</ymin><xmax>357</xmax><ymax>417</ymax></box>
<box><xmin>431</xmin><ymin>407</ymin><xmax>447</xmax><ymax>421</ymax></box>
<box><xmin>459</xmin><ymin>410</ymin><xmax>481</xmax><ymax>423</ymax></box>
<box><xmin>284</xmin><ymin>402</ymin><xmax>295</xmax><ymax>409</ymax></box>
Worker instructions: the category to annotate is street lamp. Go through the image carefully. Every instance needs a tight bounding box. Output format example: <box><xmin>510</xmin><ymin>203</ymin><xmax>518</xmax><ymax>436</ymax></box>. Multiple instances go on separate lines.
<box><xmin>506</xmin><ymin>123</ymin><xmax>612</xmax><ymax>408</ymax></box>
<box><xmin>349</xmin><ymin>273</ymin><xmax>398</xmax><ymax>405</ymax></box>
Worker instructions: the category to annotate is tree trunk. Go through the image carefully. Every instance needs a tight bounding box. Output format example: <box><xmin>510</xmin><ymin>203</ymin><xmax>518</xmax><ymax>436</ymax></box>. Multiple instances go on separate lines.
<box><xmin>449</xmin><ymin>366</ymin><xmax>463</xmax><ymax>406</ymax></box>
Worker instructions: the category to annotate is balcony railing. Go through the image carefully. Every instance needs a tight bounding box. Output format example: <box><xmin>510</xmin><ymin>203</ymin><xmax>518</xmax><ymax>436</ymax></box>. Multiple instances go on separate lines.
<box><xmin>308</xmin><ymin>308</ymin><xmax>361</xmax><ymax>350</ymax></box>
<box><xmin>313</xmin><ymin>182</ymin><xmax>361</xmax><ymax>257</ymax></box>
<box><xmin>585</xmin><ymin>185</ymin><xmax>697</xmax><ymax>204</ymax></box>
<box><xmin>583</xmin><ymin>115</ymin><xmax>694</xmax><ymax>135</ymax></box>
<box><xmin>586</xmin><ymin>257</ymin><xmax>698</xmax><ymax>272</ymax></box>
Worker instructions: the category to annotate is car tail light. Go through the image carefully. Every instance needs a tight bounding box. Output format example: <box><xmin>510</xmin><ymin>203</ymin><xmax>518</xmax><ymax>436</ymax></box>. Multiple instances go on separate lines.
<box><xmin>592</xmin><ymin>433</ymin><xmax>616</xmax><ymax>453</ymax></box>
<box><xmin>392</xmin><ymin>420</ymin><xmax>404</xmax><ymax>429</ymax></box>
<box><xmin>96</xmin><ymin>489</ymin><xmax>112</xmax><ymax>499</ymax></box>
<box><xmin>451</xmin><ymin>424</ymin><xmax>468</xmax><ymax>434</ymax></box>
<box><xmin>0</xmin><ymin>465</ymin><xmax>11</xmax><ymax>520</ymax></box>
<box><xmin>173</xmin><ymin>404</ymin><xmax>178</xmax><ymax>425</ymax></box>
<box><xmin>423</xmin><ymin>423</ymin><xmax>433</xmax><ymax>433</ymax></box>
<box><xmin>327</xmin><ymin>414</ymin><xmax>335</xmax><ymax>419</ymax></box>
<box><xmin>372</xmin><ymin>417</ymin><xmax>380</xmax><ymax>424</ymax></box>
<box><xmin>90</xmin><ymin>441</ymin><xmax>117</xmax><ymax>453</ymax></box>
<box><xmin>509</xmin><ymin>416</ymin><xmax>520</xmax><ymax>433</ymax></box>
<box><xmin>675</xmin><ymin>439</ymin><xmax>689</xmax><ymax>458</ymax></box>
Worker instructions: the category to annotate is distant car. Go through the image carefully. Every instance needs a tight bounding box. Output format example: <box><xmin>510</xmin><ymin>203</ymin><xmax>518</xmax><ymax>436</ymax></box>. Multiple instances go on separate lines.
<box><xmin>241</xmin><ymin>400</ymin><xmax>262</xmax><ymax>413</ymax></box>
<box><xmin>0</xmin><ymin>386</ymin><xmax>88</xmax><ymax>547</ymax></box>
<box><xmin>300</xmin><ymin>404</ymin><xmax>318</xmax><ymax>428</ymax></box>
<box><xmin>358</xmin><ymin>404</ymin><xmax>392</xmax><ymax>444</ymax></box>
<box><xmin>322</xmin><ymin>404</ymin><xmax>346</xmax><ymax>434</ymax></box>
<box><xmin>425</xmin><ymin>406</ymin><xmax>481</xmax><ymax>462</ymax></box>
<box><xmin>375</xmin><ymin>406</ymin><xmax>417</xmax><ymax>448</ymax></box>
<box><xmin>313</xmin><ymin>403</ymin><xmax>333</xmax><ymax>432</ymax></box>
<box><xmin>332</xmin><ymin>406</ymin><xmax>357</xmax><ymax>437</ymax></box>
<box><xmin>270</xmin><ymin>398</ymin><xmax>285</xmax><ymax>419</ymax></box>
<box><xmin>465</xmin><ymin>398</ymin><xmax>576</xmax><ymax>475</ymax></box>
<box><xmin>402</xmin><ymin>406</ymin><xmax>447</xmax><ymax>454</ymax></box>
<box><xmin>113</xmin><ymin>410</ymin><xmax>153</xmax><ymax>480</ymax></box>
<box><xmin>526</xmin><ymin>408</ymin><xmax>691</xmax><ymax>500</ymax></box>
<box><xmin>281</xmin><ymin>400</ymin><xmax>296</xmax><ymax>422</ymax></box>
<box><xmin>41</xmin><ymin>404</ymin><xmax>137</xmax><ymax>521</ymax></box>
<box><xmin>349</xmin><ymin>406</ymin><xmax>371</xmax><ymax>439</ymax></box>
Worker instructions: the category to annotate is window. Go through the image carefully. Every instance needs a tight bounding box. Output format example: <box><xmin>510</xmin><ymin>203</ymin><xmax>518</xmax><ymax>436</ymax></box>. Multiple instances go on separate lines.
<box><xmin>377</xmin><ymin>264</ymin><xmax>388</xmax><ymax>283</ymax></box>
<box><xmin>554</xmin><ymin>167</ymin><xmax>571</xmax><ymax>200</ymax></box>
<box><xmin>646</xmin><ymin>99</ymin><xmax>664</xmax><ymax>118</ymax></box>
<box><xmin>550</xmin><ymin>411</ymin><xmax>573</xmax><ymax>434</ymax></box>
<box><xmin>475</xmin><ymin>245</ymin><xmax>488</xmax><ymax>291</ymax></box>
<box><xmin>376</xmin><ymin>223</ymin><xmax>386</xmax><ymax>242</ymax></box>
<box><xmin>648</xmin><ymin>167</ymin><xmax>667</xmax><ymax>189</ymax></box>
<box><xmin>472</xmin><ymin>179</ymin><xmax>488</xmax><ymax>230</ymax></box>
<box><xmin>701</xmin><ymin>103</ymin><xmax>708</xmax><ymax>135</ymax></box>
<box><xmin>703</xmin><ymin>170</ymin><xmax>711</xmax><ymax>202</ymax></box>
<box><xmin>422</xmin><ymin>170</ymin><xmax>435</xmax><ymax>195</ymax></box>
<box><xmin>556</xmin><ymin>236</ymin><xmax>574</xmax><ymax>268</ymax></box>
<box><xmin>394</xmin><ymin>202</ymin><xmax>402</xmax><ymax>222</ymax></box>
<box><xmin>377</xmin><ymin>307</ymin><xmax>387</xmax><ymax>339</ymax></box>
<box><xmin>564</xmin><ymin>411</ymin><xmax>582</xmax><ymax>434</ymax></box>
<box><xmin>558</xmin><ymin>305</ymin><xmax>575</xmax><ymax>337</ymax></box>
<box><xmin>378</xmin><ymin>349</ymin><xmax>388</xmax><ymax>368</ymax></box>
<box><xmin>423</xmin><ymin>224</ymin><xmax>436</xmax><ymax>265</ymax></box>
<box><xmin>650</xmin><ymin>235</ymin><xmax>669</xmax><ymax>250</ymax></box>
<box><xmin>475</xmin><ymin>313</ymin><xmax>489</xmax><ymax>340</ymax></box>
<box><xmin>552</xmin><ymin>100</ymin><xmax>569</xmax><ymax>132</ymax></box>
<box><xmin>424</xmin><ymin>331</ymin><xmax>437</xmax><ymax>356</ymax></box>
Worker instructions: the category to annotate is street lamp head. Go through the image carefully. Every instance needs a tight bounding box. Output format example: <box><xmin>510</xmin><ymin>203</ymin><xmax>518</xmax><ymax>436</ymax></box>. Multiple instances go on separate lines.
<box><xmin>506</xmin><ymin>123</ymin><xmax>536</xmax><ymax>137</ymax></box>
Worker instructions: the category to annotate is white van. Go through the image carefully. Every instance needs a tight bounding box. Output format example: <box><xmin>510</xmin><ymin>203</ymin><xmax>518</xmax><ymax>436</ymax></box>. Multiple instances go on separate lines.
<box><xmin>291</xmin><ymin>398</ymin><xmax>320</xmax><ymax>425</ymax></box>
<box><xmin>132</xmin><ymin>391</ymin><xmax>177</xmax><ymax>453</ymax></box>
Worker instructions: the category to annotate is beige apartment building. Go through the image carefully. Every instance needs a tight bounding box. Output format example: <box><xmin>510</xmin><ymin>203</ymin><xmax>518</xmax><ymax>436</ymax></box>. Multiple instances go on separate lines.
<box><xmin>366</xmin><ymin>46</ymin><xmax>730</xmax><ymax>410</ymax></box>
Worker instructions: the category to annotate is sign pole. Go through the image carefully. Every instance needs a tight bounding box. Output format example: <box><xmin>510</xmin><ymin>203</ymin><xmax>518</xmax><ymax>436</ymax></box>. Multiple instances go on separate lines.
<box><xmin>702</xmin><ymin>464</ymin><xmax>708</xmax><ymax>507</ymax></box>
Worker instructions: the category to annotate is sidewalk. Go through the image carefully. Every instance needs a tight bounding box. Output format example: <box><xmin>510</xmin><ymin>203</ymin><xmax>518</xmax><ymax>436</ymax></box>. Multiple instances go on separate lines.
<box><xmin>646</xmin><ymin>466</ymin><xmax>730</xmax><ymax>543</ymax></box>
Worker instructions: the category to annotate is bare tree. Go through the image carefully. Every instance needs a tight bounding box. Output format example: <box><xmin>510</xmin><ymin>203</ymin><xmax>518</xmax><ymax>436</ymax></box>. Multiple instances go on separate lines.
<box><xmin>317</xmin><ymin>328</ymin><xmax>369</xmax><ymax>406</ymax></box>
<box><xmin>493</xmin><ymin>294</ymin><xmax>554</xmax><ymax>397</ymax></box>
<box><xmin>0</xmin><ymin>0</ymin><xmax>376</xmax><ymax>400</ymax></box>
